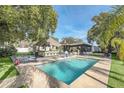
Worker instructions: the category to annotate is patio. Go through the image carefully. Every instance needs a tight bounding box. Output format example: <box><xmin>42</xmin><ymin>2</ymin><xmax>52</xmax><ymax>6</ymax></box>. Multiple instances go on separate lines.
<box><xmin>70</xmin><ymin>56</ymin><xmax>111</xmax><ymax>88</ymax></box>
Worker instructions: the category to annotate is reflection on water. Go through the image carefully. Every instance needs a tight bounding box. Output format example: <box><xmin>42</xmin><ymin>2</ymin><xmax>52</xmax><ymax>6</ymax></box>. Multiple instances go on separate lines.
<box><xmin>36</xmin><ymin>58</ymin><xmax>97</xmax><ymax>84</ymax></box>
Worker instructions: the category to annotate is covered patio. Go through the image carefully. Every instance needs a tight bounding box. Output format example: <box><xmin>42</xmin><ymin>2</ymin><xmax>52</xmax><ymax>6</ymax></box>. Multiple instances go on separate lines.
<box><xmin>61</xmin><ymin>43</ymin><xmax>92</xmax><ymax>55</ymax></box>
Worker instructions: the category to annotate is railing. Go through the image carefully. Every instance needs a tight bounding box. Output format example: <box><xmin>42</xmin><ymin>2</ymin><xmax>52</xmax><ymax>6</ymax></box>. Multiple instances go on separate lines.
<box><xmin>38</xmin><ymin>50</ymin><xmax>59</xmax><ymax>56</ymax></box>
<box><xmin>44</xmin><ymin>51</ymin><xmax>59</xmax><ymax>56</ymax></box>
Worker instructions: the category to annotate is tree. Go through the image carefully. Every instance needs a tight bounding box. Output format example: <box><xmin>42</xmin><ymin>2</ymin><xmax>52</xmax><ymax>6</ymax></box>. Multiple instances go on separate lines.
<box><xmin>0</xmin><ymin>6</ymin><xmax>15</xmax><ymax>45</ymax></box>
<box><xmin>0</xmin><ymin>5</ymin><xmax>57</xmax><ymax>51</ymax></box>
<box><xmin>19</xmin><ymin>6</ymin><xmax>57</xmax><ymax>49</ymax></box>
<box><xmin>61</xmin><ymin>37</ymin><xmax>83</xmax><ymax>44</ymax></box>
<box><xmin>87</xmin><ymin>12</ymin><xmax>110</xmax><ymax>52</ymax></box>
<box><xmin>111</xmin><ymin>37</ymin><xmax>124</xmax><ymax>61</ymax></box>
<box><xmin>87</xmin><ymin>6</ymin><xmax>124</xmax><ymax>60</ymax></box>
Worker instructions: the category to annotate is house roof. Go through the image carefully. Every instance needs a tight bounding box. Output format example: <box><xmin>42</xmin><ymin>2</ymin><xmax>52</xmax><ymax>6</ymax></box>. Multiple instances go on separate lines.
<box><xmin>47</xmin><ymin>37</ymin><xmax>61</xmax><ymax>47</ymax></box>
<box><xmin>61</xmin><ymin>43</ymin><xmax>91</xmax><ymax>47</ymax></box>
<box><xmin>19</xmin><ymin>40</ymin><xmax>29</xmax><ymax>48</ymax></box>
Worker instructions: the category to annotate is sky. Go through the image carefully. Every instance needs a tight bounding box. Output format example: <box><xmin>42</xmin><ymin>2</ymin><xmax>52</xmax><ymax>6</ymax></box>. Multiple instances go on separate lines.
<box><xmin>53</xmin><ymin>5</ymin><xmax>112</xmax><ymax>43</ymax></box>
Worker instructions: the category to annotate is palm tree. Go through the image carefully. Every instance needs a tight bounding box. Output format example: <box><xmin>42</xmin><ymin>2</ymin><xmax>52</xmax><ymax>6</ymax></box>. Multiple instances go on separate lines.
<box><xmin>88</xmin><ymin>6</ymin><xmax>124</xmax><ymax>60</ymax></box>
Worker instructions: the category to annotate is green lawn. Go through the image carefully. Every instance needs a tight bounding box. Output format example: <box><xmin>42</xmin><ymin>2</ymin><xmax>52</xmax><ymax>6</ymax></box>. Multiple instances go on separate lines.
<box><xmin>15</xmin><ymin>52</ymin><xmax>33</xmax><ymax>56</ymax></box>
<box><xmin>0</xmin><ymin>57</ymin><xmax>19</xmax><ymax>80</ymax></box>
<box><xmin>107</xmin><ymin>54</ymin><xmax>124</xmax><ymax>88</ymax></box>
<box><xmin>19</xmin><ymin>84</ymin><xmax>29</xmax><ymax>88</ymax></box>
<box><xmin>90</xmin><ymin>53</ymin><xmax>103</xmax><ymax>57</ymax></box>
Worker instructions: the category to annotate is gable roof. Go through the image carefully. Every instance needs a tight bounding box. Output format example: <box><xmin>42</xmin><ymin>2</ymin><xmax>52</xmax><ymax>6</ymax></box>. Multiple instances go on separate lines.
<box><xmin>47</xmin><ymin>37</ymin><xmax>61</xmax><ymax>47</ymax></box>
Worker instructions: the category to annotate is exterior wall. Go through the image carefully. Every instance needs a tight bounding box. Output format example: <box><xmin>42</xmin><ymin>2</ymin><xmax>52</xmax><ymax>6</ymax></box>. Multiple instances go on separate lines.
<box><xmin>16</xmin><ymin>47</ymin><xmax>33</xmax><ymax>53</ymax></box>
<box><xmin>16</xmin><ymin>65</ymin><xmax>68</xmax><ymax>88</ymax></box>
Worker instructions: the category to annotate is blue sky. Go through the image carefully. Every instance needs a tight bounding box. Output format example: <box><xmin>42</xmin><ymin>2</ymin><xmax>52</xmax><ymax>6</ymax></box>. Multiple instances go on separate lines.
<box><xmin>53</xmin><ymin>5</ymin><xmax>112</xmax><ymax>43</ymax></box>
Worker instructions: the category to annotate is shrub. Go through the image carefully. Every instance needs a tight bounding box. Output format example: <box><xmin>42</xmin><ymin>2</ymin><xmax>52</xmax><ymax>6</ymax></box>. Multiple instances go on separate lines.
<box><xmin>15</xmin><ymin>51</ymin><xmax>34</xmax><ymax>56</ymax></box>
<box><xmin>19</xmin><ymin>84</ymin><xmax>29</xmax><ymax>88</ymax></box>
<box><xmin>0</xmin><ymin>45</ymin><xmax>17</xmax><ymax>57</ymax></box>
<box><xmin>111</xmin><ymin>38</ymin><xmax>124</xmax><ymax>61</ymax></box>
<box><xmin>117</xmin><ymin>43</ymin><xmax>124</xmax><ymax>61</ymax></box>
<box><xmin>7</xmin><ymin>45</ymin><xmax>17</xmax><ymax>55</ymax></box>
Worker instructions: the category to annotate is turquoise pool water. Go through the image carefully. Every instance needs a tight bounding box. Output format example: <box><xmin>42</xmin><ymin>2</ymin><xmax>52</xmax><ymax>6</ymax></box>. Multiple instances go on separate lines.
<box><xmin>36</xmin><ymin>58</ymin><xmax>97</xmax><ymax>85</ymax></box>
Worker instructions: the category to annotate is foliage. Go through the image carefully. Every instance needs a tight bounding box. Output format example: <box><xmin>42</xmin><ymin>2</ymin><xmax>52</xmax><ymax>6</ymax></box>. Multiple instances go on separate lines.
<box><xmin>112</xmin><ymin>38</ymin><xmax>124</xmax><ymax>61</ymax></box>
<box><xmin>15</xmin><ymin>52</ymin><xmax>34</xmax><ymax>56</ymax></box>
<box><xmin>0</xmin><ymin>5</ymin><xmax>57</xmax><ymax>49</ymax></box>
<box><xmin>61</xmin><ymin>37</ymin><xmax>83</xmax><ymax>44</ymax></box>
<box><xmin>118</xmin><ymin>44</ymin><xmax>124</xmax><ymax>61</ymax></box>
<box><xmin>19</xmin><ymin>84</ymin><xmax>29</xmax><ymax>88</ymax></box>
<box><xmin>87</xmin><ymin>6</ymin><xmax>124</xmax><ymax>60</ymax></box>
<box><xmin>87</xmin><ymin>12</ymin><xmax>110</xmax><ymax>51</ymax></box>
<box><xmin>89</xmin><ymin>53</ymin><xmax>104</xmax><ymax>57</ymax></box>
<box><xmin>0</xmin><ymin>45</ymin><xmax>17</xmax><ymax>57</ymax></box>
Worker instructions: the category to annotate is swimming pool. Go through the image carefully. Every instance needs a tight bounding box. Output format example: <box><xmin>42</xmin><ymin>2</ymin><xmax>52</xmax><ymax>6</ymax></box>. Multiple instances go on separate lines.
<box><xmin>36</xmin><ymin>58</ymin><xmax>97</xmax><ymax>85</ymax></box>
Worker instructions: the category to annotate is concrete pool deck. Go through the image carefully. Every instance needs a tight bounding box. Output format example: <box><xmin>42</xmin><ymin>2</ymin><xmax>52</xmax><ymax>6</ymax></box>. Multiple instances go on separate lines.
<box><xmin>0</xmin><ymin>55</ymin><xmax>111</xmax><ymax>88</ymax></box>
<box><xmin>19</xmin><ymin>55</ymin><xmax>111</xmax><ymax>88</ymax></box>
<box><xmin>70</xmin><ymin>56</ymin><xmax>111</xmax><ymax>88</ymax></box>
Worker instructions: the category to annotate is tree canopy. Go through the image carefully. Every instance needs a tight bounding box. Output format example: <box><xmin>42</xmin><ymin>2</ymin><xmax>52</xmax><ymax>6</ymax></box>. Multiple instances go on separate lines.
<box><xmin>0</xmin><ymin>5</ymin><xmax>57</xmax><ymax>48</ymax></box>
<box><xmin>87</xmin><ymin>6</ymin><xmax>124</xmax><ymax>60</ymax></box>
<box><xmin>61</xmin><ymin>37</ymin><xmax>83</xmax><ymax>44</ymax></box>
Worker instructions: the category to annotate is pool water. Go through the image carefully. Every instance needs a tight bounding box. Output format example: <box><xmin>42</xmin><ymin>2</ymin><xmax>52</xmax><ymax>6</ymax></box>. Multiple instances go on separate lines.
<box><xmin>36</xmin><ymin>58</ymin><xmax>97</xmax><ymax>85</ymax></box>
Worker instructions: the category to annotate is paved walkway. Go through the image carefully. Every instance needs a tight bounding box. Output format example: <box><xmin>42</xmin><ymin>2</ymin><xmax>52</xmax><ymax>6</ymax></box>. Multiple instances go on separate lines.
<box><xmin>0</xmin><ymin>66</ymin><xmax>36</xmax><ymax>88</ymax></box>
<box><xmin>20</xmin><ymin>56</ymin><xmax>111</xmax><ymax>88</ymax></box>
<box><xmin>70</xmin><ymin>56</ymin><xmax>111</xmax><ymax>88</ymax></box>
<box><xmin>0</xmin><ymin>76</ymin><xmax>17</xmax><ymax>88</ymax></box>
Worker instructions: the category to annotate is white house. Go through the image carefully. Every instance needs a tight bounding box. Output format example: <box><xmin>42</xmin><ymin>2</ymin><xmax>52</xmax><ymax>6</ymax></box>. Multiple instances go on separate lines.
<box><xmin>37</xmin><ymin>37</ymin><xmax>61</xmax><ymax>56</ymax></box>
<box><xmin>16</xmin><ymin>37</ymin><xmax>61</xmax><ymax>56</ymax></box>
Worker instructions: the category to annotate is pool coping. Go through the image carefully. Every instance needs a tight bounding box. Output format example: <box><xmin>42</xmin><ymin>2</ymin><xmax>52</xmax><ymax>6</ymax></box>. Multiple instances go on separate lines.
<box><xmin>69</xmin><ymin>56</ymin><xmax>111</xmax><ymax>88</ymax></box>
<box><xmin>17</xmin><ymin>55</ymin><xmax>111</xmax><ymax>88</ymax></box>
<box><xmin>35</xmin><ymin>56</ymin><xmax>99</xmax><ymax>85</ymax></box>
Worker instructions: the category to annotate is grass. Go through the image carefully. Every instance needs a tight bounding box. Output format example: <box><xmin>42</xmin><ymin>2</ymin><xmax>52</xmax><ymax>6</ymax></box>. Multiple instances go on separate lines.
<box><xmin>0</xmin><ymin>57</ymin><xmax>19</xmax><ymax>80</ymax></box>
<box><xmin>15</xmin><ymin>52</ymin><xmax>33</xmax><ymax>56</ymax></box>
<box><xmin>89</xmin><ymin>52</ymin><xmax>103</xmax><ymax>57</ymax></box>
<box><xmin>19</xmin><ymin>84</ymin><xmax>29</xmax><ymax>88</ymax></box>
<box><xmin>107</xmin><ymin>54</ymin><xmax>124</xmax><ymax>88</ymax></box>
